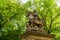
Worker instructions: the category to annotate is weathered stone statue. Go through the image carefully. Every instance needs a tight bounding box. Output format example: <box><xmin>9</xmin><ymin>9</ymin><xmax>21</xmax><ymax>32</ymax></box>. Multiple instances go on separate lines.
<box><xmin>20</xmin><ymin>9</ymin><xmax>55</xmax><ymax>40</ymax></box>
<box><xmin>26</xmin><ymin>9</ymin><xmax>45</xmax><ymax>31</ymax></box>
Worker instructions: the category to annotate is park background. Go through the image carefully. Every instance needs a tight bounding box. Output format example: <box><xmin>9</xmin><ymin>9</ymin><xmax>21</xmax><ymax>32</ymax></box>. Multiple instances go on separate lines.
<box><xmin>0</xmin><ymin>0</ymin><xmax>60</xmax><ymax>40</ymax></box>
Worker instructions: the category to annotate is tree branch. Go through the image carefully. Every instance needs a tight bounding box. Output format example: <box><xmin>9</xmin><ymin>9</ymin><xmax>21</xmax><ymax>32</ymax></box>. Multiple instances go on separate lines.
<box><xmin>52</xmin><ymin>14</ymin><xmax>60</xmax><ymax>23</ymax></box>
<box><xmin>52</xmin><ymin>22</ymin><xmax>60</xmax><ymax>26</ymax></box>
<box><xmin>48</xmin><ymin>15</ymin><xmax>52</xmax><ymax>34</ymax></box>
<box><xmin>48</xmin><ymin>13</ymin><xmax>60</xmax><ymax>34</ymax></box>
<box><xmin>0</xmin><ymin>13</ymin><xmax>18</xmax><ymax>30</ymax></box>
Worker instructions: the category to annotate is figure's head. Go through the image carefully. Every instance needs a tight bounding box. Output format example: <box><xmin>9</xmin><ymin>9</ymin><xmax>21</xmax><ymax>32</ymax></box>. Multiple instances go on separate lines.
<box><xmin>26</xmin><ymin>11</ymin><xmax>33</xmax><ymax>17</ymax></box>
<box><xmin>33</xmin><ymin>9</ymin><xmax>38</xmax><ymax>17</ymax></box>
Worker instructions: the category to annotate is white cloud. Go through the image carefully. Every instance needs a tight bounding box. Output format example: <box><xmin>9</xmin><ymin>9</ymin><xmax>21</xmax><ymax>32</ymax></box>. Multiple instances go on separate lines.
<box><xmin>21</xmin><ymin>0</ymin><xmax>28</xmax><ymax>3</ymax></box>
<box><xmin>56</xmin><ymin>0</ymin><xmax>60</xmax><ymax>6</ymax></box>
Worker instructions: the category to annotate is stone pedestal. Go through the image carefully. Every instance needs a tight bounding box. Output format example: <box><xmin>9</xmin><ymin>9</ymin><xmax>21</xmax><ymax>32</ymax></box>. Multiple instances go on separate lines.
<box><xmin>20</xmin><ymin>30</ymin><xmax>55</xmax><ymax>40</ymax></box>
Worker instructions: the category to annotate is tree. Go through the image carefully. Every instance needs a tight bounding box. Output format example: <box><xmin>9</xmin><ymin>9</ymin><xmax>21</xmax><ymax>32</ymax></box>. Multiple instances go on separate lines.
<box><xmin>0</xmin><ymin>0</ymin><xmax>60</xmax><ymax>40</ymax></box>
<box><xmin>0</xmin><ymin>0</ymin><xmax>27</xmax><ymax>40</ymax></box>
<box><xmin>32</xmin><ymin>0</ymin><xmax>60</xmax><ymax>34</ymax></box>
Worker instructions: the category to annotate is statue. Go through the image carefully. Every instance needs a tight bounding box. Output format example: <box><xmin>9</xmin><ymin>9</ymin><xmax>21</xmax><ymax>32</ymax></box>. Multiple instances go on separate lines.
<box><xmin>26</xmin><ymin>9</ymin><xmax>45</xmax><ymax>31</ymax></box>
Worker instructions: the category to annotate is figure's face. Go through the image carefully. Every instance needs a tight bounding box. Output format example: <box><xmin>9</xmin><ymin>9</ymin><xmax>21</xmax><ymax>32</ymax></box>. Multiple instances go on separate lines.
<box><xmin>28</xmin><ymin>14</ymin><xmax>34</xmax><ymax>19</ymax></box>
<box><xmin>26</xmin><ymin>11</ymin><xmax>34</xmax><ymax>20</ymax></box>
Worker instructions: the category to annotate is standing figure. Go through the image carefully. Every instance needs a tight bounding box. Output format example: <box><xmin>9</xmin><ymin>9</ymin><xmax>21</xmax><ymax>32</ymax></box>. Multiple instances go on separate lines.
<box><xmin>26</xmin><ymin>10</ymin><xmax>45</xmax><ymax>31</ymax></box>
<box><xmin>26</xmin><ymin>11</ymin><xmax>34</xmax><ymax>28</ymax></box>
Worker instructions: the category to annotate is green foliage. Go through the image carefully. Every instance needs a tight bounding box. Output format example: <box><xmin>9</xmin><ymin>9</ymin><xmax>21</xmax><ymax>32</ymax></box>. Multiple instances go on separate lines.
<box><xmin>0</xmin><ymin>0</ymin><xmax>60</xmax><ymax>40</ymax></box>
<box><xmin>0</xmin><ymin>0</ymin><xmax>27</xmax><ymax>40</ymax></box>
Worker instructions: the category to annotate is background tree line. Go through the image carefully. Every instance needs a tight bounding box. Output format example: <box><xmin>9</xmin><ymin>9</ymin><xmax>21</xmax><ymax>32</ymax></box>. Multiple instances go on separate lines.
<box><xmin>0</xmin><ymin>0</ymin><xmax>60</xmax><ymax>40</ymax></box>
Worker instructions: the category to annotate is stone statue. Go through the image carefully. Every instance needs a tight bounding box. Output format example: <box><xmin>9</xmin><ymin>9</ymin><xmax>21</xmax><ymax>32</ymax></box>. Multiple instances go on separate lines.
<box><xmin>26</xmin><ymin>9</ymin><xmax>45</xmax><ymax>31</ymax></box>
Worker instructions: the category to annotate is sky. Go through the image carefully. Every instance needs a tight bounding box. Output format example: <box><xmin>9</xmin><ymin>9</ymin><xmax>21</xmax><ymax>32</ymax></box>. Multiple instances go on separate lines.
<box><xmin>56</xmin><ymin>0</ymin><xmax>60</xmax><ymax>6</ymax></box>
<box><xmin>20</xmin><ymin>0</ymin><xmax>60</xmax><ymax>6</ymax></box>
<box><xmin>21</xmin><ymin>0</ymin><xmax>28</xmax><ymax>3</ymax></box>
